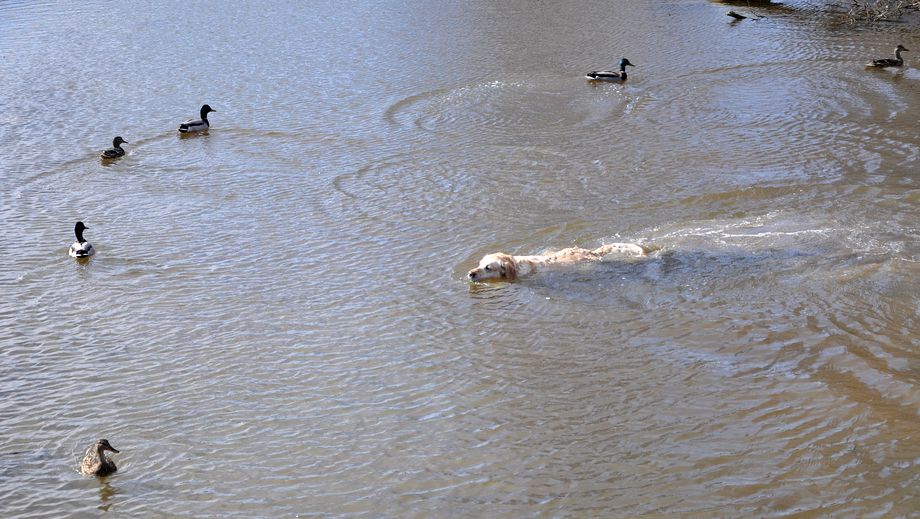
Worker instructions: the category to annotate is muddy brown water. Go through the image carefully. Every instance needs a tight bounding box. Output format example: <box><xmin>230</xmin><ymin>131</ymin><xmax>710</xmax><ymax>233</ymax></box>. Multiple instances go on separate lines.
<box><xmin>2</xmin><ymin>0</ymin><xmax>920</xmax><ymax>516</ymax></box>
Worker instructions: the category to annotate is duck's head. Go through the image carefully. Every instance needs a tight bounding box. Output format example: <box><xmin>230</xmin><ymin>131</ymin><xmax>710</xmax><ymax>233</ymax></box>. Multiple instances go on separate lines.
<box><xmin>74</xmin><ymin>221</ymin><xmax>89</xmax><ymax>240</ymax></box>
<box><xmin>200</xmin><ymin>104</ymin><xmax>216</xmax><ymax>118</ymax></box>
<box><xmin>896</xmin><ymin>45</ymin><xmax>910</xmax><ymax>52</ymax></box>
<box><xmin>112</xmin><ymin>136</ymin><xmax>128</xmax><ymax>147</ymax></box>
<box><xmin>96</xmin><ymin>439</ymin><xmax>119</xmax><ymax>453</ymax></box>
<box><xmin>620</xmin><ymin>58</ymin><xmax>635</xmax><ymax>69</ymax></box>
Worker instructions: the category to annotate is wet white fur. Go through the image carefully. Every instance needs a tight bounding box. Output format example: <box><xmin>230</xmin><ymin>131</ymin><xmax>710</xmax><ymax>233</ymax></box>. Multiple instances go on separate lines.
<box><xmin>468</xmin><ymin>243</ymin><xmax>648</xmax><ymax>282</ymax></box>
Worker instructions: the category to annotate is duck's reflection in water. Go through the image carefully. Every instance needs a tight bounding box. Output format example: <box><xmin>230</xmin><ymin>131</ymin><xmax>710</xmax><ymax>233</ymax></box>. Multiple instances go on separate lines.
<box><xmin>97</xmin><ymin>479</ymin><xmax>119</xmax><ymax>512</ymax></box>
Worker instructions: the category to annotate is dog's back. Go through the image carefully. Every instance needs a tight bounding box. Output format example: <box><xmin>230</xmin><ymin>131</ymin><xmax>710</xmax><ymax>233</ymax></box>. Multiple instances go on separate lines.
<box><xmin>591</xmin><ymin>243</ymin><xmax>651</xmax><ymax>257</ymax></box>
<box><xmin>469</xmin><ymin>243</ymin><xmax>652</xmax><ymax>282</ymax></box>
<box><xmin>548</xmin><ymin>243</ymin><xmax>648</xmax><ymax>262</ymax></box>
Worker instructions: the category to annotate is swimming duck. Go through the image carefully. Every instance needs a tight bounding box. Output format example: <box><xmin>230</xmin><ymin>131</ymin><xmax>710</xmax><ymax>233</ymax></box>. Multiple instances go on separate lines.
<box><xmin>586</xmin><ymin>58</ymin><xmax>635</xmax><ymax>82</ymax></box>
<box><xmin>100</xmin><ymin>136</ymin><xmax>128</xmax><ymax>159</ymax></box>
<box><xmin>867</xmin><ymin>45</ymin><xmax>909</xmax><ymax>68</ymax></box>
<box><xmin>68</xmin><ymin>221</ymin><xmax>95</xmax><ymax>258</ymax></box>
<box><xmin>178</xmin><ymin>104</ymin><xmax>216</xmax><ymax>133</ymax></box>
<box><xmin>80</xmin><ymin>439</ymin><xmax>119</xmax><ymax>477</ymax></box>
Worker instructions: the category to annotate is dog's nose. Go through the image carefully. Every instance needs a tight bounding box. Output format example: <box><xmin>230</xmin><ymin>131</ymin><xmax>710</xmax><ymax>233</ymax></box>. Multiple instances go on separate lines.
<box><xmin>468</xmin><ymin>270</ymin><xmax>477</xmax><ymax>279</ymax></box>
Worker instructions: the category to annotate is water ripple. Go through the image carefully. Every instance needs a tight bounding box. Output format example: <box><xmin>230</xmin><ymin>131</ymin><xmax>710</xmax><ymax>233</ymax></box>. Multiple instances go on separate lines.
<box><xmin>384</xmin><ymin>77</ymin><xmax>639</xmax><ymax>144</ymax></box>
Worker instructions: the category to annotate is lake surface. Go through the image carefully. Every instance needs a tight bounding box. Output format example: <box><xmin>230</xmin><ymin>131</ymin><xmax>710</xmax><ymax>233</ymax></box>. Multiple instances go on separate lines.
<box><xmin>2</xmin><ymin>0</ymin><xmax>920</xmax><ymax>516</ymax></box>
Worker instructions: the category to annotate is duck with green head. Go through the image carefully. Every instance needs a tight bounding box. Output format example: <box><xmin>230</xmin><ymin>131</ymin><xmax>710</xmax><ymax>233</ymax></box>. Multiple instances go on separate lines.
<box><xmin>586</xmin><ymin>58</ymin><xmax>635</xmax><ymax>82</ymax></box>
<box><xmin>68</xmin><ymin>221</ymin><xmax>95</xmax><ymax>259</ymax></box>
<box><xmin>178</xmin><ymin>104</ymin><xmax>216</xmax><ymax>133</ymax></box>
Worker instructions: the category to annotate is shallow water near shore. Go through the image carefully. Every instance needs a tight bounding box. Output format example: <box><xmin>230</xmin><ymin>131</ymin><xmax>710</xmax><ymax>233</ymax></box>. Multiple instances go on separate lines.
<box><xmin>2</xmin><ymin>0</ymin><xmax>920</xmax><ymax>516</ymax></box>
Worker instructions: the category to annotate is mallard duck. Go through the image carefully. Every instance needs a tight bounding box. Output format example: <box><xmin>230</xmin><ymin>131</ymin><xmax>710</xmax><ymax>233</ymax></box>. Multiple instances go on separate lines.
<box><xmin>80</xmin><ymin>439</ymin><xmax>119</xmax><ymax>477</ymax></box>
<box><xmin>586</xmin><ymin>58</ymin><xmax>635</xmax><ymax>82</ymax></box>
<box><xmin>100</xmin><ymin>136</ymin><xmax>128</xmax><ymax>159</ymax></box>
<box><xmin>178</xmin><ymin>104</ymin><xmax>216</xmax><ymax>133</ymax></box>
<box><xmin>68</xmin><ymin>221</ymin><xmax>95</xmax><ymax>258</ymax></box>
<box><xmin>867</xmin><ymin>45</ymin><xmax>909</xmax><ymax>68</ymax></box>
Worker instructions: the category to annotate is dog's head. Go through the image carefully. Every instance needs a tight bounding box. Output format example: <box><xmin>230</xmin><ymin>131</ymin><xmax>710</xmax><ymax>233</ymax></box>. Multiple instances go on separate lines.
<box><xmin>468</xmin><ymin>253</ymin><xmax>517</xmax><ymax>282</ymax></box>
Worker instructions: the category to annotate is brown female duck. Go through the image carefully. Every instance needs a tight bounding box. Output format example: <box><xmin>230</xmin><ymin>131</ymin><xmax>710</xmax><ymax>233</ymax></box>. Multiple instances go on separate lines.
<box><xmin>80</xmin><ymin>439</ymin><xmax>119</xmax><ymax>476</ymax></box>
<box><xmin>100</xmin><ymin>136</ymin><xmax>128</xmax><ymax>159</ymax></box>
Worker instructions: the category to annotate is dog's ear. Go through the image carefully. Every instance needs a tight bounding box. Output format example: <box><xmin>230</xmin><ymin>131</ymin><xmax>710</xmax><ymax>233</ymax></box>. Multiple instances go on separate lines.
<box><xmin>499</xmin><ymin>254</ymin><xmax>517</xmax><ymax>280</ymax></box>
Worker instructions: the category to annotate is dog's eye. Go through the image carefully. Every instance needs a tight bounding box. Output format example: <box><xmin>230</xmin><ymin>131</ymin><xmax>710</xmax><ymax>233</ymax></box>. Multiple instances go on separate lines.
<box><xmin>484</xmin><ymin>266</ymin><xmax>491</xmax><ymax>271</ymax></box>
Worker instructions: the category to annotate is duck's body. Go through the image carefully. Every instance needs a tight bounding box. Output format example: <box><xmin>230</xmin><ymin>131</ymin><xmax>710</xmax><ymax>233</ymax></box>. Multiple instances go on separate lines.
<box><xmin>868</xmin><ymin>45</ymin><xmax>909</xmax><ymax>68</ymax></box>
<box><xmin>178</xmin><ymin>104</ymin><xmax>216</xmax><ymax>133</ymax></box>
<box><xmin>68</xmin><ymin>221</ymin><xmax>95</xmax><ymax>258</ymax></box>
<box><xmin>100</xmin><ymin>136</ymin><xmax>128</xmax><ymax>159</ymax></box>
<box><xmin>586</xmin><ymin>58</ymin><xmax>635</xmax><ymax>82</ymax></box>
<box><xmin>80</xmin><ymin>439</ymin><xmax>119</xmax><ymax>477</ymax></box>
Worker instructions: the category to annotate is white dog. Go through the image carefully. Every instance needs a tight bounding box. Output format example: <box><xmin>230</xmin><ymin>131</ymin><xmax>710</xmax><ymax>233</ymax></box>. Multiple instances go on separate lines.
<box><xmin>468</xmin><ymin>243</ymin><xmax>650</xmax><ymax>282</ymax></box>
